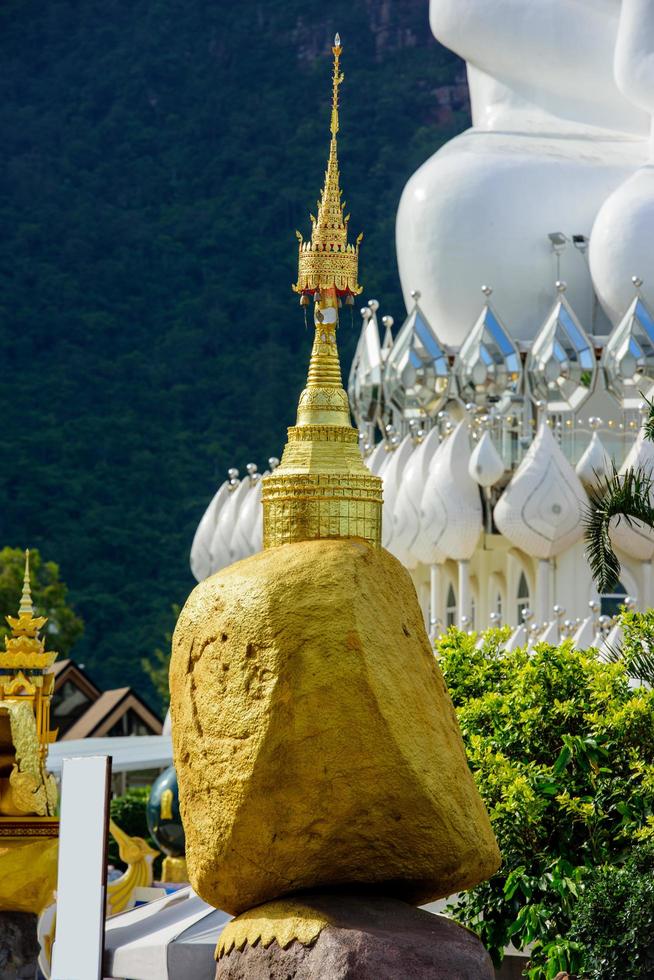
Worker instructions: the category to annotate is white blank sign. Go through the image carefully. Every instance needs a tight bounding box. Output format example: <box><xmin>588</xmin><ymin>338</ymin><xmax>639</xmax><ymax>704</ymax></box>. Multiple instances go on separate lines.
<box><xmin>51</xmin><ymin>755</ymin><xmax>111</xmax><ymax>980</ymax></box>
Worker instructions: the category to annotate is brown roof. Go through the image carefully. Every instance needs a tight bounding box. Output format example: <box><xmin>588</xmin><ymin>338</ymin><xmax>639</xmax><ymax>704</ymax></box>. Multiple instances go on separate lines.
<box><xmin>51</xmin><ymin>659</ymin><xmax>102</xmax><ymax>700</ymax></box>
<box><xmin>61</xmin><ymin>687</ymin><xmax>162</xmax><ymax>740</ymax></box>
<box><xmin>63</xmin><ymin>688</ymin><xmax>131</xmax><ymax>739</ymax></box>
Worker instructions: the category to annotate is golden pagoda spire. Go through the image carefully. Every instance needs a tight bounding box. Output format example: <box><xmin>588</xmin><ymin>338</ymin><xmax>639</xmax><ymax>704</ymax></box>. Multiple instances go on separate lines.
<box><xmin>262</xmin><ymin>36</ymin><xmax>382</xmax><ymax>549</ymax></box>
<box><xmin>18</xmin><ymin>549</ymin><xmax>34</xmax><ymax>617</ymax></box>
<box><xmin>293</xmin><ymin>34</ymin><xmax>362</xmax><ymax>297</ymax></box>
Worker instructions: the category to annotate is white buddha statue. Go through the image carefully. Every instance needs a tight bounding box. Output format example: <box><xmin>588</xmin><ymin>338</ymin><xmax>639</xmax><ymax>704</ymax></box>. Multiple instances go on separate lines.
<box><xmin>397</xmin><ymin>0</ymin><xmax>650</xmax><ymax>345</ymax></box>
<box><xmin>589</xmin><ymin>0</ymin><xmax>654</xmax><ymax>323</ymax></box>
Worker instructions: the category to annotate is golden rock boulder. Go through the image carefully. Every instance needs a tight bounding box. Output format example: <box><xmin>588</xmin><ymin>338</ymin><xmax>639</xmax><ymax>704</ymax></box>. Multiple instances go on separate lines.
<box><xmin>170</xmin><ymin>538</ymin><xmax>500</xmax><ymax>915</ymax></box>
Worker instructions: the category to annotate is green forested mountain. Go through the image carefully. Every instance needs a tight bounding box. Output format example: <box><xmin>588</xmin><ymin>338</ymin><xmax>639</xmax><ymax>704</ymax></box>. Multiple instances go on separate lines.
<box><xmin>0</xmin><ymin>0</ymin><xmax>468</xmax><ymax>704</ymax></box>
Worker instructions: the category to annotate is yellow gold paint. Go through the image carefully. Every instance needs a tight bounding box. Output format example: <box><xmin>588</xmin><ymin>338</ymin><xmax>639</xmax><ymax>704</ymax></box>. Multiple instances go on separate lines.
<box><xmin>106</xmin><ymin>819</ymin><xmax>159</xmax><ymax>916</ymax></box>
<box><xmin>0</xmin><ymin>834</ymin><xmax>58</xmax><ymax>914</ymax></box>
<box><xmin>0</xmin><ymin>553</ymin><xmax>59</xmax><ymax>818</ymax></box>
<box><xmin>161</xmin><ymin>855</ymin><xmax>188</xmax><ymax>884</ymax></box>
<box><xmin>292</xmin><ymin>39</ymin><xmax>362</xmax><ymax>297</ymax></box>
<box><xmin>0</xmin><ymin>552</ymin><xmax>61</xmax><ymax>913</ymax></box>
<box><xmin>216</xmin><ymin>899</ymin><xmax>331</xmax><ymax>959</ymax></box>
<box><xmin>160</xmin><ymin>787</ymin><xmax>173</xmax><ymax>820</ymax></box>
<box><xmin>262</xmin><ymin>40</ymin><xmax>382</xmax><ymax>549</ymax></box>
<box><xmin>170</xmin><ymin>538</ymin><xmax>500</xmax><ymax>916</ymax></box>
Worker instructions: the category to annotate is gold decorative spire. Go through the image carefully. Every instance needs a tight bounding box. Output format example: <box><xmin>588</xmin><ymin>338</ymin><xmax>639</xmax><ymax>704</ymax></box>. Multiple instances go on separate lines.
<box><xmin>293</xmin><ymin>35</ymin><xmax>362</xmax><ymax>297</ymax></box>
<box><xmin>18</xmin><ymin>549</ymin><xmax>34</xmax><ymax>617</ymax></box>
<box><xmin>262</xmin><ymin>37</ymin><xmax>382</xmax><ymax>549</ymax></box>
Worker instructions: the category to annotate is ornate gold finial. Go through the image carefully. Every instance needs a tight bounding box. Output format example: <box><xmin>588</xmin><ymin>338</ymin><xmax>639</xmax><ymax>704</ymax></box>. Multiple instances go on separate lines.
<box><xmin>18</xmin><ymin>549</ymin><xmax>34</xmax><ymax>617</ymax></box>
<box><xmin>262</xmin><ymin>37</ymin><xmax>382</xmax><ymax>549</ymax></box>
<box><xmin>3</xmin><ymin>549</ymin><xmax>54</xmax><ymax>667</ymax></box>
<box><xmin>293</xmin><ymin>35</ymin><xmax>362</xmax><ymax>298</ymax></box>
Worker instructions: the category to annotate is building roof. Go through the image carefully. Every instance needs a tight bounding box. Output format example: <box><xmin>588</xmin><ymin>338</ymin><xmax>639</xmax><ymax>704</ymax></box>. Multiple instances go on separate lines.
<box><xmin>52</xmin><ymin>658</ymin><xmax>102</xmax><ymax>700</ymax></box>
<box><xmin>61</xmin><ymin>685</ymin><xmax>162</xmax><ymax>740</ymax></box>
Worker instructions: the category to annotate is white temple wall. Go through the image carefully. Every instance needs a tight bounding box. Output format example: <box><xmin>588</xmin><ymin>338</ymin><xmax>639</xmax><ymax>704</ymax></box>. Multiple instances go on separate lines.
<box><xmin>410</xmin><ymin>534</ymin><xmax>650</xmax><ymax>637</ymax></box>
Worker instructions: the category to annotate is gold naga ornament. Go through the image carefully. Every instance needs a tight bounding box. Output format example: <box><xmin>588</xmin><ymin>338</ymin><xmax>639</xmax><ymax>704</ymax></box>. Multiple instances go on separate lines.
<box><xmin>262</xmin><ymin>34</ymin><xmax>382</xmax><ymax>549</ymax></box>
<box><xmin>0</xmin><ymin>550</ymin><xmax>58</xmax><ymax>819</ymax></box>
<box><xmin>0</xmin><ymin>550</ymin><xmax>60</xmax><ymax>916</ymax></box>
<box><xmin>171</xmin><ymin>36</ymin><xmax>499</xmax><ymax>931</ymax></box>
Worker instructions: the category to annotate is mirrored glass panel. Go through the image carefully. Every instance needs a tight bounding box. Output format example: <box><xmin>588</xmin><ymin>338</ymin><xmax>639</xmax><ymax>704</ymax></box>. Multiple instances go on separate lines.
<box><xmin>384</xmin><ymin>304</ymin><xmax>449</xmax><ymax>419</ymax></box>
<box><xmin>603</xmin><ymin>296</ymin><xmax>654</xmax><ymax>408</ymax></box>
<box><xmin>453</xmin><ymin>302</ymin><xmax>521</xmax><ymax>413</ymax></box>
<box><xmin>527</xmin><ymin>292</ymin><xmax>595</xmax><ymax>411</ymax></box>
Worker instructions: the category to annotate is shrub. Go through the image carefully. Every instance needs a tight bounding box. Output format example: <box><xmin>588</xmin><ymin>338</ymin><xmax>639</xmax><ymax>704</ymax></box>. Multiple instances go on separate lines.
<box><xmin>568</xmin><ymin>842</ymin><xmax>654</xmax><ymax>978</ymax></box>
<box><xmin>437</xmin><ymin>627</ymin><xmax>654</xmax><ymax>978</ymax></box>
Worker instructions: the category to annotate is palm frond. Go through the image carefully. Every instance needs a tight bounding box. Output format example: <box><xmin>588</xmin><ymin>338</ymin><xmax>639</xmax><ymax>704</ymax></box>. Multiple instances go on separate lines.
<box><xmin>583</xmin><ymin>464</ymin><xmax>654</xmax><ymax>593</ymax></box>
<box><xmin>642</xmin><ymin>393</ymin><xmax>654</xmax><ymax>443</ymax></box>
<box><xmin>602</xmin><ymin>631</ymin><xmax>654</xmax><ymax>686</ymax></box>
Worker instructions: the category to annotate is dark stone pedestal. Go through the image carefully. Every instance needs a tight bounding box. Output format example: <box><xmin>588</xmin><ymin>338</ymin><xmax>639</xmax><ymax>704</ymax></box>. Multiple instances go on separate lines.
<box><xmin>215</xmin><ymin>894</ymin><xmax>494</xmax><ymax>980</ymax></box>
<box><xmin>0</xmin><ymin>912</ymin><xmax>38</xmax><ymax>979</ymax></box>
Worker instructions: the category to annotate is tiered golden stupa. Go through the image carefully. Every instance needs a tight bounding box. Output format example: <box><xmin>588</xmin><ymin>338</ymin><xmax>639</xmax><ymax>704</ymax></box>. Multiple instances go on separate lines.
<box><xmin>171</xmin><ymin>36</ymin><xmax>499</xmax><ymax>932</ymax></box>
<box><xmin>0</xmin><ymin>550</ymin><xmax>59</xmax><ymax>915</ymax></box>
<box><xmin>262</xmin><ymin>34</ymin><xmax>382</xmax><ymax>549</ymax></box>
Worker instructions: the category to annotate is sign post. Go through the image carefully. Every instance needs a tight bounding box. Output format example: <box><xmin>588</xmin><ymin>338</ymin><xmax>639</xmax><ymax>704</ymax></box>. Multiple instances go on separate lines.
<box><xmin>51</xmin><ymin>755</ymin><xmax>112</xmax><ymax>980</ymax></box>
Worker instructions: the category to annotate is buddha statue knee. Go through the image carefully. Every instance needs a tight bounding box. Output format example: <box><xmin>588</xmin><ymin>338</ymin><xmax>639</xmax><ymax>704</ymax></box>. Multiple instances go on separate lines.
<box><xmin>397</xmin><ymin>0</ymin><xmax>649</xmax><ymax>343</ymax></box>
<box><xmin>590</xmin><ymin>0</ymin><xmax>654</xmax><ymax>322</ymax></box>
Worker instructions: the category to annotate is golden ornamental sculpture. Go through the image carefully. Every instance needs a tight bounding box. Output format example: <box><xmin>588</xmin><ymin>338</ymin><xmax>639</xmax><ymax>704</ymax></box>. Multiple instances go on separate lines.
<box><xmin>262</xmin><ymin>35</ymin><xmax>383</xmax><ymax>549</ymax></box>
<box><xmin>0</xmin><ymin>549</ymin><xmax>60</xmax><ymax>917</ymax></box>
<box><xmin>170</xmin><ymin>34</ymin><xmax>499</xmax><ymax>964</ymax></box>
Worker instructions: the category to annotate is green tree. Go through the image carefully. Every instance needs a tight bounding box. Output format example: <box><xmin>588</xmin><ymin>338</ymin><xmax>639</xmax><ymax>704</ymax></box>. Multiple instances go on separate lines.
<box><xmin>568</xmin><ymin>842</ymin><xmax>654</xmax><ymax>979</ymax></box>
<box><xmin>142</xmin><ymin>604</ymin><xmax>179</xmax><ymax>710</ymax></box>
<box><xmin>0</xmin><ymin>547</ymin><xmax>83</xmax><ymax>656</ymax></box>
<box><xmin>0</xmin><ymin>0</ymin><xmax>468</xmax><ymax>699</ymax></box>
<box><xmin>437</xmin><ymin>626</ymin><xmax>654</xmax><ymax>978</ymax></box>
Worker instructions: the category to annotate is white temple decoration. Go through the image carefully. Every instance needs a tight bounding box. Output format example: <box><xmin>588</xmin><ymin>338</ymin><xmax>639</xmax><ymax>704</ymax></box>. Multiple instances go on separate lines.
<box><xmin>526</xmin><ymin>282</ymin><xmax>596</xmax><ymax>413</ymax></box>
<box><xmin>575</xmin><ymin>422</ymin><xmax>612</xmax><ymax>490</ymax></box>
<box><xmin>453</xmin><ymin>288</ymin><xmax>521</xmax><ymax>414</ymax></box>
<box><xmin>348</xmin><ymin>301</ymin><xmax>383</xmax><ymax>432</ymax></box>
<box><xmin>191</xmin><ymin>1</ymin><xmax>654</xmax><ymax>638</ymax></box>
<box><xmin>468</xmin><ymin>430</ymin><xmax>505</xmax><ymax>488</ymax></box>
<box><xmin>419</xmin><ymin>420</ymin><xmax>482</xmax><ymax>562</ymax></box>
<box><xmin>232</xmin><ymin>468</ymin><xmax>263</xmax><ymax>560</ymax></box>
<box><xmin>190</xmin><ymin>470</ymin><xmax>238</xmax><ymax>582</ymax></box>
<box><xmin>609</xmin><ymin>426</ymin><xmax>654</xmax><ymax>560</ymax></box>
<box><xmin>393</xmin><ymin>427</ymin><xmax>442</xmax><ymax>567</ymax></box>
<box><xmin>209</xmin><ymin>469</ymin><xmax>255</xmax><ymax>573</ymax></box>
<box><xmin>380</xmin><ymin>433</ymin><xmax>414</xmax><ymax>555</ymax></box>
<box><xmin>383</xmin><ymin>291</ymin><xmax>449</xmax><ymax>420</ymax></box>
<box><xmin>602</xmin><ymin>283</ymin><xmax>654</xmax><ymax>408</ymax></box>
<box><xmin>494</xmin><ymin>423</ymin><xmax>587</xmax><ymax>560</ymax></box>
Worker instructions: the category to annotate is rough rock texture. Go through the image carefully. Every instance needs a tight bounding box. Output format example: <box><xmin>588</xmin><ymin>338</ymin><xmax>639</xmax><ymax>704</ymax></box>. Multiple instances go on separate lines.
<box><xmin>214</xmin><ymin>894</ymin><xmax>494</xmax><ymax>979</ymax></box>
<box><xmin>0</xmin><ymin>912</ymin><xmax>38</xmax><ymax>979</ymax></box>
<box><xmin>170</xmin><ymin>538</ymin><xmax>500</xmax><ymax>914</ymax></box>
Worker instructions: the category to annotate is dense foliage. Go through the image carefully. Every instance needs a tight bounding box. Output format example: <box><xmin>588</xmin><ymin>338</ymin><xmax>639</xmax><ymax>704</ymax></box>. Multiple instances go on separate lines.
<box><xmin>0</xmin><ymin>0</ymin><xmax>467</xmax><ymax>704</ymax></box>
<box><xmin>568</xmin><ymin>842</ymin><xmax>654</xmax><ymax>978</ymax></box>
<box><xmin>437</xmin><ymin>627</ymin><xmax>654</xmax><ymax>978</ymax></box>
<box><xmin>0</xmin><ymin>546</ymin><xmax>83</xmax><ymax>656</ymax></box>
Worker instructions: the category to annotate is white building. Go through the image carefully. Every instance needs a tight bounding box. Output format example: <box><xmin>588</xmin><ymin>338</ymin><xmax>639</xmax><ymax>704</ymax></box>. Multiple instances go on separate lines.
<box><xmin>191</xmin><ymin>0</ymin><xmax>654</xmax><ymax>647</ymax></box>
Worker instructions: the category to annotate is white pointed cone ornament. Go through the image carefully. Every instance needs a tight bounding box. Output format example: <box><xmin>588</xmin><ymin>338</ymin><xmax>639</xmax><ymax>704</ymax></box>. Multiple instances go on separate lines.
<box><xmin>494</xmin><ymin>422</ymin><xmax>587</xmax><ymax>559</ymax></box>
<box><xmin>381</xmin><ymin>433</ymin><xmax>415</xmax><ymax>556</ymax></box>
<box><xmin>575</xmin><ymin>430</ymin><xmax>612</xmax><ymax>491</ymax></box>
<box><xmin>190</xmin><ymin>477</ymin><xmax>234</xmax><ymax>582</ymax></box>
<box><xmin>393</xmin><ymin>428</ymin><xmax>442</xmax><ymax>567</ymax></box>
<box><xmin>366</xmin><ymin>439</ymin><xmax>390</xmax><ymax>476</ymax></box>
<box><xmin>417</xmin><ymin>419</ymin><xmax>483</xmax><ymax>563</ymax></box>
<box><xmin>609</xmin><ymin>425</ymin><xmax>654</xmax><ymax>560</ymax></box>
<box><xmin>209</xmin><ymin>476</ymin><xmax>252</xmax><ymax>573</ymax></box>
<box><xmin>468</xmin><ymin>430</ymin><xmax>505</xmax><ymax>488</ymax></box>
